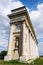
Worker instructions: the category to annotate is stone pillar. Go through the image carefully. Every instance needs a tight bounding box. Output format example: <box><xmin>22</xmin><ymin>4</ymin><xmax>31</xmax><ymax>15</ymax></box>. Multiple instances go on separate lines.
<box><xmin>7</xmin><ymin>24</ymin><xmax>14</xmax><ymax>55</ymax></box>
<box><xmin>22</xmin><ymin>22</ymin><xmax>28</xmax><ymax>56</ymax></box>
<box><xmin>25</xmin><ymin>27</ymin><xmax>31</xmax><ymax>60</ymax></box>
<box><xmin>35</xmin><ymin>42</ymin><xmax>39</xmax><ymax>57</ymax></box>
<box><xmin>4</xmin><ymin>24</ymin><xmax>14</xmax><ymax>60</ymax></box>
<box><xmin>29</xmin><ymin>31</ymin><xmax>32</xmax><ymax>59</ymax></box>
<box><xmin>22</xmin><ymin>22</ymin><xmax>25</xmax><ymax>55</ymax></box>
<box><xmin>20</xmin><ymin>22</ymin><xmax>27</xmax><ymax>61</ymax></box>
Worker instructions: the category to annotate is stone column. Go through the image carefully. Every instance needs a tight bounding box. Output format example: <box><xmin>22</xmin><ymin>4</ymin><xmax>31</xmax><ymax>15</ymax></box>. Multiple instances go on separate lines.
<box><xmin>20</xmin><ymin>22</ymin><xmax>26</xmax><ymax>61</ymax></box>
<box><xmin>22</xmin><ymin>22</ymin><xmax>26</xmax><ymax>55</ymax></box>
<box><xmin>7</xmin><ymin>24</ymin><xmax>14</xmax><ymax>56</ymax></box>
<box><xmin>29</xmin><ymin>31</ymin><xmax>32</xmax><ymax>59</ymax></box>
<box><xmin>4</xmin><ymin>24</ymin><xmax>14</xmax><ymax>60</ymax></box>
<box><xmin>25</xmin><ymin>29</ymin><xmax>31</xmax><ymax>60</ymax></box>
<box><xmin>35</xmin><ymin>42</ymin><xmax>39</xmax><ymax>57</ymax></box>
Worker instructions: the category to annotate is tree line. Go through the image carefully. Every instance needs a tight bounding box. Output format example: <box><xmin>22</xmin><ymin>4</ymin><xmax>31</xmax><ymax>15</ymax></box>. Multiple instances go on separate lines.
<box><xmin>0</xmin><ymin>51</ymin><xmax>7</xmax><ymax>60</ymax></box>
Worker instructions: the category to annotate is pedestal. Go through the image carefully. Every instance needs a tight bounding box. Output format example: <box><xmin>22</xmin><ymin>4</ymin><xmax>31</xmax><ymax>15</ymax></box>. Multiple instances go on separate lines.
<box><xmin>4</xmin><ymin>55</ymin><xmax>12</xmax><ymax>61</ymax></box>
<box><xmin>19</xmin><ymin>55</ymin><xmax>26</xmax><ymax>62</ymax></box>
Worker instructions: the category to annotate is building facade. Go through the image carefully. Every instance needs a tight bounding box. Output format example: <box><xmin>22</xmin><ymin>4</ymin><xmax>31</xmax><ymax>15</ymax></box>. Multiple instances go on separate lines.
<box><xmin>4</xmin><ymin>6</ymin><xmax>39</xmax><ymax>61</ymax></box>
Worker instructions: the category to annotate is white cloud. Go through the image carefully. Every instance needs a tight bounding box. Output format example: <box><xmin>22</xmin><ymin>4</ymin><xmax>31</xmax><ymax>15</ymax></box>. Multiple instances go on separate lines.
<box><xmin>29</xmin><ymin>3</ymin><xmax>43</xmax><ymax>39</ymax></box>
<box><xmin>0</xmin><ymin>0</ymin><xmax>24</xmax><ymax>16</ymax></box>
<box><xmin>0</xmin><ymin>0</ymin><xmax>23</xmax><ymax>51</ymax></box>
<box><xmin>0</xmin><ymin>0</ymin><xmax>12</xmax><ymax>6</ymax></box>
<box><xmin>37</xmin><ymin>3</ymin><xmax>43</xmax><ymax>12</ymax></box>
<box><xmin>38</xmin><ymin>42</ymin><xmax>43</xmax><ymax>55</ymax></box>
<box><xmin>0</xmin><ymin>29</ymin><xmax>8</xmax><ymax>51</ymax></box>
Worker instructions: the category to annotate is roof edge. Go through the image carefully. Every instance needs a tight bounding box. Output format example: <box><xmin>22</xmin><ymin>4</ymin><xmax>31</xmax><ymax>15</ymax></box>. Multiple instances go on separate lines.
<box><xmin>11</xmin><ymin>6</ymin><xmax>26</xmax><ymax>12</ymax></box>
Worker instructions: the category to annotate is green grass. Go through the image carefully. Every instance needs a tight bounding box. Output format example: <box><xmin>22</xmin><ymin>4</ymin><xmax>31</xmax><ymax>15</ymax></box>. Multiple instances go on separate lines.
<box><xmin>0</xmin><ymin>60</ymin><xmax>28</xmax><ymax>65</ymax></box>
<box><xmin>0</xmin><ymin>57</ymin><xmax>43</xmax><ymax>65</ymax></box>
<box><xmin>31</xmin><ymin>57</ymin><xmax>43</xmax><ymax>65</ymax></box>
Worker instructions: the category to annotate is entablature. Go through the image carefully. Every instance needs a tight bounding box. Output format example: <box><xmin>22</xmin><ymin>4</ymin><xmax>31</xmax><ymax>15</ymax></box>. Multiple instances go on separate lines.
<box><xmin>10</xmin><ymin>16</ymin><xmax>25</xmax><ymax>24</ymax></box>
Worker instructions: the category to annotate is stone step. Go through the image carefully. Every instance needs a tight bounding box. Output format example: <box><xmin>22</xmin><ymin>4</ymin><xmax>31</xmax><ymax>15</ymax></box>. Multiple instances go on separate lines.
<box><xmin>27</xmin><ymin>59</ymin><xmax>35</xmax><ymax>63</ymax></box>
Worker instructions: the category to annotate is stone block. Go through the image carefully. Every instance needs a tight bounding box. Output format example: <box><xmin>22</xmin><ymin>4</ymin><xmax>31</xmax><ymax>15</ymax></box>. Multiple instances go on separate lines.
<box><xmin>4</xmin><ymin>55</ymin><xmax>12</xmax><ymax>61</ymax></box>
<box><xmin>19</xmin><ymin>55</ymin><xmax>26</xmax><ymax>62</ymax></box>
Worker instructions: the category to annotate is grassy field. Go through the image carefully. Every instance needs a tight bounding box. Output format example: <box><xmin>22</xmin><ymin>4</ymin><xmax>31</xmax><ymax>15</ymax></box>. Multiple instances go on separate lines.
<box><xmin>0</xmin><ymin>57</ymin><xmax>43</xmax><ymax>65</ymax></box>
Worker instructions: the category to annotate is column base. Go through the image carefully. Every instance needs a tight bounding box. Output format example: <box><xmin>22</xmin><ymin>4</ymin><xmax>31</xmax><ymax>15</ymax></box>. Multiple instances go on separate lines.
<box><xmin>4</xmin><ymin>54</ymin><xmax>19</xmax><ymax>61</ymax></box>
<box><xmin>19</xmin><ymin>55</ymin><xmax>28</xmax><ymax>62</ymax></box>
<box><xmin>19</xmin><ymin>55</ymin><xmax>32</xmax><ymax>62</ymax></box>
<box><xmin>4</xmin><ymin>55</ymin><xmax>12</xmax><ymax>61</ymax></box>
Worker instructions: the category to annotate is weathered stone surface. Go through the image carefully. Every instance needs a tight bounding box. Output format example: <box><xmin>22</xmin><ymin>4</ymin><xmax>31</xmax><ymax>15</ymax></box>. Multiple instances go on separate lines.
<box><xmin>4</xmin><ymin>55</ymin><xmax>12</xmax><ymax>61</ymax></box>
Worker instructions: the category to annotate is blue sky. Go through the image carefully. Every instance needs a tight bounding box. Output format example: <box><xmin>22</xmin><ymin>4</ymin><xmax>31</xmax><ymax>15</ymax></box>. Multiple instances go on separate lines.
<box><xmin>13</xmin><ymin>0</ymin><xmax>43</xmax><ymax>10</ymax></box>
<box><xmin>0</xmin><ymin>0</ymin><xmax>43</xmax><ymax>56</ymax></box>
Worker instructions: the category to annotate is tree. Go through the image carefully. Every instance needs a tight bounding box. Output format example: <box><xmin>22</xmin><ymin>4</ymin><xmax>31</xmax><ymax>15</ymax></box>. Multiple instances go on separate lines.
<box><xmin>0</xmin><ymin>50</ymin><xmax>7</xmax><ymax>60</ymax></box>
